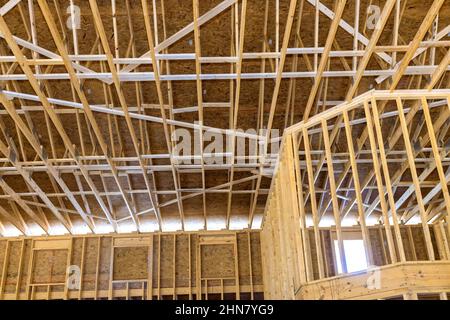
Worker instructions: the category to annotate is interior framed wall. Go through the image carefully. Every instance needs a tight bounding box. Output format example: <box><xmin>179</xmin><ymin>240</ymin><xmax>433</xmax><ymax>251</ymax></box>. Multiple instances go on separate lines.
<box><xmin>0</xmin><ymin>231</ymin><xmax>263</xmax><ymax>300</ymax></box>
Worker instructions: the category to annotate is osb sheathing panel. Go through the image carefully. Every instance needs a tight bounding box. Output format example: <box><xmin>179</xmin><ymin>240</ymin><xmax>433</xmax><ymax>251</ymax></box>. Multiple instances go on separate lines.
<box><xmin>113</xmin><ymin>247</ymin><xmax>149</xmax><ymax>281</ymax></box>
<box><xmin>32</xmin><ymin>249</ymin><xmax>68</xmax><ymax>284</ymax></box>
<box><xmin>0</xmin><ymin>241</ymin><xmax>31</xmax><ymax>291</ymax></box>
<box><xmin>368</xmin><ymin>228</ymin><xmax>386</xmax><ymax>267</ymax></box>
<box><xmin>0</xmin><ymin>231</ymin><xmax>263</xmax><ymax>299</ymax></box>
<box><xmin>201</xmin><ymin>244</ymin><xmax>235</xmax><ymax>279</ymax></box>
<box><xmin>190</xmin><ymin>235</ymin><xmax>197</xmax><ymax>287</ymax></box>
<box><xmin>4</xmin><ymin>241</ymin><xmax>23</xmax><ymax>293</ymax></box>
<box><xmin>175</xmin><ymin>234</ymin><xmax>190</xmax><ymax>288</ymax></box>
<box><xmin>307</xmin><ymin>229</ymin><xmax>320</xmax><ymax>280</ymax></box>
<box><xmin>82</xmin><ymin>238</ymin><xmax>101</xmax><ymax>290</ymax></box>
<box><xmin>236</xmin><ymin>233</ymin><xmax>250</xmax><ymax>285</ymax></box>
<box><xmin>159</xmin><ymin>235</ymin><xmax>175</xmax><ymax>288</ymax></box>
<box><xmin>250</xmin><ymin>233</ymin><xmax>263</xmax><ymax>285</ymax></box>
<box><xmin>98</xmin><ymin>237</ymin><xmax>112</xmax><ymax>291</ymax></box>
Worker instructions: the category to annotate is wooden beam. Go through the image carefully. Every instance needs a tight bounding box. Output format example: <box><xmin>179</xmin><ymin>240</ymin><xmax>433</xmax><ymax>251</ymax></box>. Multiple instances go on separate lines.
<box><xmin>303</xmin><ymin>0</ymin><xmax>347</xmax><ymax>121</ymax></box>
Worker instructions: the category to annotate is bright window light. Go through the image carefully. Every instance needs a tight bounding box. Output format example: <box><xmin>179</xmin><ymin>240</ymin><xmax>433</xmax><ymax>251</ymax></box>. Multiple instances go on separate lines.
<box><xmin>334</xmin><ymin>239</ymin><xmax>368</xmax><ymax>274</ymax></box>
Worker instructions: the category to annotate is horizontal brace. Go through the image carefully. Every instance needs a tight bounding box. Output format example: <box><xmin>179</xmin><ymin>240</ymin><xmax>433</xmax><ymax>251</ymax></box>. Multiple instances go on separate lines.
<box><xmin>1</xmin><ymin>65</ymin><xmax>447</xmax><ymax>82</ymax></box>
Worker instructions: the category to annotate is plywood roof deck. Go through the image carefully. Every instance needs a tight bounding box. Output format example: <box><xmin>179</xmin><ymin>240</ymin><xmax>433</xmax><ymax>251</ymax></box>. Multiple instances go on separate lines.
<box><xmin>0</xmin><ymin>0</ymin><xmax>448</xmax><ymax>237</ymax></box>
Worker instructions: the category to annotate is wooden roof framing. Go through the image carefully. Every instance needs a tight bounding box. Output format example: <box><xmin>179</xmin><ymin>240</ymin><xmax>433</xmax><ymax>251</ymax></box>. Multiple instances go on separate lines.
<box><xmin>0</xmin><ymin>0</ymin><xmax>448</xmax><ymax>236</ymax></box>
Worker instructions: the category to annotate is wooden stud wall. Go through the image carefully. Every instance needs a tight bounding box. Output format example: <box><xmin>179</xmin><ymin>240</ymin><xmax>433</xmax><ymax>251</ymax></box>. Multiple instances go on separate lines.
<box><xmin>0</xmin><ymin>231</ymin><xmax>263</xmax><ymax>300</ymax></box>
<box><xmin>261</xmin><ymin>90</ymin><xmax>450</xmax><ymax>299</ymax></box>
